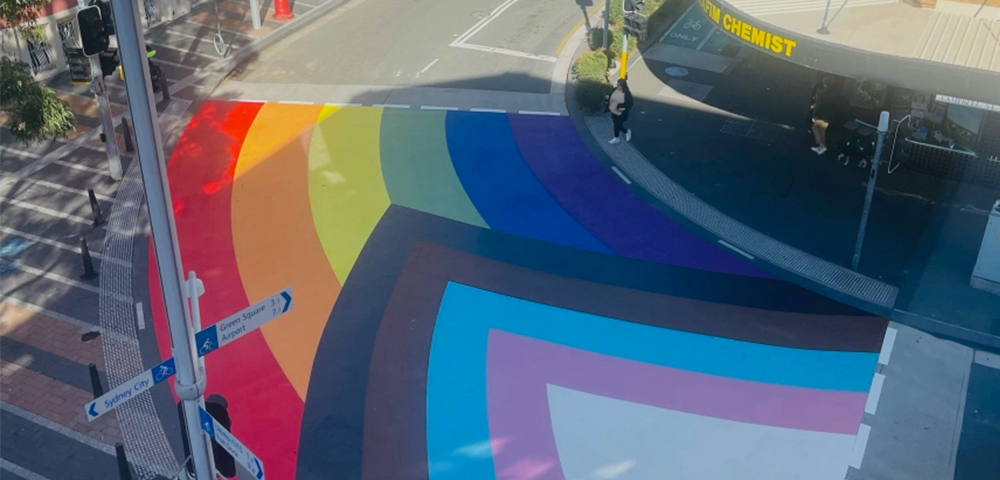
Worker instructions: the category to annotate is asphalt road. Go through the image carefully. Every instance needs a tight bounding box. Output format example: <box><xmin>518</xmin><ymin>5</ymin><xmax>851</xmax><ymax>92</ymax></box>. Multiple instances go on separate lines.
<box><xmin>235</xmin><ymin>0</ymin><xmax>600</xmax><ymax>93</ymax></box>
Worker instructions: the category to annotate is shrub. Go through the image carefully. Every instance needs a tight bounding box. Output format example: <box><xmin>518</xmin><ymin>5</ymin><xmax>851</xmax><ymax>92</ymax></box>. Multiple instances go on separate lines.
<box><xmin>572</xmin><ymin>50</ymin><xmax>610</xmax><ymax>82</ymax></box>
<box><xmin>609</xmin><ymin>0</ymin><xmax>624</xmax><ymax>25</ymax></box>
<box><xmin>575</xmin><ymin>79</ymin><xmax>614</xmax><ymax>114</ymax></box>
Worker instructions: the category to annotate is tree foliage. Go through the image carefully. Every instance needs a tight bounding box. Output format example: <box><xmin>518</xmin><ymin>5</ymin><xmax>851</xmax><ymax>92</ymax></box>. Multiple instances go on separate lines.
<box><xmin>1</xmin><ymin>0</ymin><xmax>76</xmax><ymax>144</ymax></box>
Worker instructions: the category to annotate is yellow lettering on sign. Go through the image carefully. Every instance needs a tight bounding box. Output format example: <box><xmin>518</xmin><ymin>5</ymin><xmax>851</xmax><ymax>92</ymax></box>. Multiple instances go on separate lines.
<box><xmin>751</xmin><ymin>27</ymin><xmax>767</xmax><ymax>47</ymax></box>
<box><xmin>723</xmin><ymin>13</ymin><xmax>732</xmax><ymax>30</ymax></box>
<box><xmin>740</xmin><ymin>23</ymin><xmax>751</xmax><ymax>41</ymax></box>
<box><xmin>784</xmin><ymin>39</ymin><xmax>797</xmax><ymax>57</ymax></box>
<box><xmin>770</xmin><ymin>34</ymin><xmax>783</xmax><ymax>53</ymax></box>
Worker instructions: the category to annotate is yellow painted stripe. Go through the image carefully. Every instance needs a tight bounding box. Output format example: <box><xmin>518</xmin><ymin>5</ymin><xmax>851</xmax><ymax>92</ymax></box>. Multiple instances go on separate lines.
<box><xmin>231</xmin><ymin>103</ymin><xmax>338</xmax><ymax>400</ymax></box>
<box><xmin>308</xmin><ymin>106</ymin><xmax>390</xmax><ymax>283</ymax></box>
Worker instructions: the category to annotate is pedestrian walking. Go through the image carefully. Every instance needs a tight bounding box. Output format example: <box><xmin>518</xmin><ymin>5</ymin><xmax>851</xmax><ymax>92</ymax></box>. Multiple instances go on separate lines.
<box><xmin>811</xmin><ymin>77</ymin><xmax>834</xmax><ymax>155</ymax></box>
<box><xmin>608</xmin><ymin>78</ymin><xmax>633</xmax><ymax>144</ymax></box>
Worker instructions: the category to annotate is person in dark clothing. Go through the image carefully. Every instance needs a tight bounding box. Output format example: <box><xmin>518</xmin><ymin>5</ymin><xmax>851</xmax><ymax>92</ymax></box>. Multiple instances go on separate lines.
<box><xmin>608</xmin><ymin>78</ymin><xmax>633</xmax><ymax>144</ymax></box>
<box><xmin>811</xmin><ymin>77</ymin><xmax>834</xmax><ymax>155</ymax></box>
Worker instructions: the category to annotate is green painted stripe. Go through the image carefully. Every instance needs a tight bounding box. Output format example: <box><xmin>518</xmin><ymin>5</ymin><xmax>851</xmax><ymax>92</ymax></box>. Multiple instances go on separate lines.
<box><xmin>379</xmin><ymin>109</ymin><xmax>487</xmax><ymax>228</ymax></box>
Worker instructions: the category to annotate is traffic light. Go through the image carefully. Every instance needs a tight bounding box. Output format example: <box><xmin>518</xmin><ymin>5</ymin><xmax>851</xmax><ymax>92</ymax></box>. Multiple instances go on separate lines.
<box><xmin>95</xmin><ymin>1</ymin><xmax>115</xmax><ymax>35</ymax></box>
<box><xmin>623</xmin><ymin>0</ymin><xmax>644</xmax><ymax>13</ymax></box>
<box><xmin>98</xmin><ymin>49</ymin><xmax>118</xmax><ymax>77</ymax></box>
<box><xmin>77</xmin><ymin>6</ymin><xmax>109</xmax><ymax>56</ymax></box>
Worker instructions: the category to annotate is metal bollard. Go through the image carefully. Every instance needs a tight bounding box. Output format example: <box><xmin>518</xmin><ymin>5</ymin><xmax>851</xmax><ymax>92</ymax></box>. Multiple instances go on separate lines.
<box><xmin>89</xmin><ymin>189</ymin><xmax>107</xmax><ymax>227</ymax></box>
<box><xmin>80</xmin><ymin>238</ymin><xmax>98</xmax><ymax>280</ymax></box>
<box><xmin>88</xmin><ymin>363</ymin><xmax>103</xmax><ymax>398</ymax></box>
<box><xmin>116</xmin><ymin>443</ymin><xmax>134</xmax><ymax>480</ymax></box>
<box><xmin>159</xmin><ymin>72</ymin><xmax>170</xmax><ymax>102</ymax></box>
<box><xmin>121</xmin><ymin>118</ymin><xmax>134</xmax><ymax>152</ymax></box>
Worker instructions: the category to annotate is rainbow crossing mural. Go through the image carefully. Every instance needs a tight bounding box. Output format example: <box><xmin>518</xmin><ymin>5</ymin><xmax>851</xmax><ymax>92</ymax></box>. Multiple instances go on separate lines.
<box><xmin>148</xmin><ymin>100</ymin><xmax>888</xmax><ymax>480</ymax></box>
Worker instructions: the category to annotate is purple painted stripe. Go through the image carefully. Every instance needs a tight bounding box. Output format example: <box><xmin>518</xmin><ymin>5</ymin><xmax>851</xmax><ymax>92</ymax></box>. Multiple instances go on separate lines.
<box><xmin>486</xmin><ymin>329</ymin><xmax>867</xmax><ymax>479</ymax></box>
<box><xmin>506</xmin><ymin>114</ymin><xmax>773</xmax><ymax>279</ymax></box>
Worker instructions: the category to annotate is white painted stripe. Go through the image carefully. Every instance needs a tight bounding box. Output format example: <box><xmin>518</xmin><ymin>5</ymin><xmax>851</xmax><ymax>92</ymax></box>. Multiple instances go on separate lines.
<box><xmin>0</xmin><ymin>147</ymin><xmax>41</xmax><ymax>159</ymax></box>
<box><xmin>373</xmin><ymin>104</ymin><xmax>411</xmax><ymax>109</ymax></box>
<box><xmin>420</xmin><ymin>105</ymin><xmax>459</xmax><ymax>111</ymax></box>
<box><xmin>136</xmin><ymin>302</ymin><xmax>145</xmax><ymax>330</ymax></box>
<box><xmin>1</xmin><ymin>178</ymin><xmax>117</xmax><ymax>203</ymax></box>
<box><xmin>451</xmin><ymin>42</ymin><xmax>558</xmax><ymax>63</ymax></box>
<box><xmin>518</xmin><ymin>110</ymin><xmax>562</xmax><ymax>116</ymax></box>
<box><xmin>718</xmin><ymin>239</ymin><xmax>755</xmax><ymax>260</ymax></box>
<box><xmin>0</xmin><ymin>295</ymin><xmax>96</xmax><ymax>332</ymax></box>
<box><xmin>13</xmin><ymin>264</ymin><xmax>131</xmax><ymax>303</ymax></box>
<box><xmin>469</xmin><ymin>108</ymin><xmax>507</xmax><ymax>113</ymax></box>
<box><xmin>453</xmin><ymin>0</ymin><xmax>519</xmax><ymax>44</ymax></box>
<box><xmin>276</xmin><ymin>100</ymin><xmax>316</xmax><ymax>105</ymax></box>
<box><xmin>159</xmin><ymin>45</ymin><xmax>218</xmax><ymax>61</ymax></box>
<box><xmin>878</xmin><ymin>327</ymin><xmax>897</xmax><ymax>366</ymax></box>
<box><xmin>611</xmin><ymin>166</ymin><xmax>632</xmax><ymax>184</ymax></box>
<box><xmin>295</xmin><ymin>0</ymin><xmax>319</xmax><ymax>6</ymax></box>
<box><xmin>420</xmin><ymin>58</ymin><xmax>440</xmax><ymax>74</ymax></box>
<box><xmin>235</xmin><ymin>98</ymin><xmax>269</xmax><ymax>104</ymax></box>
<box><xmin>52</xmin><ymin>159</ymin><xmax>106</xmax><ymax>175</ymax></box>
<box><xmin>849</xmin><ymin>424</ymin><xmax>872</xmax><ymax>469</ymax></box>
<box><xmin>0</xmin><ymin>402</ymin><xmax>115</xmax><ymax>455</ymax></box>
<box><xmin>974</xmin><ymin>351</ymin><xmax>1000</xmax><ymax>370</ymax></box>
<box><xmin>1</xmin><ymin>198</ymin><xmax>93</xmax><ymax>226</ymax></box>
<box><xmin>0</xmin><ymin>227</ymin><xmax>131</xmax><ymax>267</ymax></box>
<box><xmin>864</xmin><ymin>373</ymin><xmax>885</xmax><ymax>415</ymax></box>
<box><xmin>327</xmin><ymin>102</ymin><xmax>363</xmax><ymax>107</ymax></box>
<box><xmin>1</xmin><ymin>459</ymin><xmax>55</xmax><ymax>480</ymax></box>
<box><xmin>150</xmin><ymin>57</ymin><xmax>195</xmax><ymax>71</ymax></box>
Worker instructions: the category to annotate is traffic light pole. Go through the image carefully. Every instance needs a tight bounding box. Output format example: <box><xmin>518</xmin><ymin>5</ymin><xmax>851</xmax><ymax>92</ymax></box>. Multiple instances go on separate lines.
<box><xmin>603</xmin><ymin>0</ymin><xmax>610</xmax><ymax>49</ymax></box>
<box><xmin>108</xmin><ymin>0</ymin><xmax>214</xmax><ymax>478</ymax></box>
<box><xmin>78</xmin><ymin>0</ymin><xmax>123</xmax><ymax>181</ymax></box>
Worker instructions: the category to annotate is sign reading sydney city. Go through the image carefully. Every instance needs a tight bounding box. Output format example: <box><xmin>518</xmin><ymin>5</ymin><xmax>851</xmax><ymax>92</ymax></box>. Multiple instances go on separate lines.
<box><xmin>200</xmin><ymin>407</ymin><xmax>266</xmax><ymax>480</ymax></box>
<box><xmin>83</xmin><ymin>287</ymin><xmax>293</xmax><ymax>421</ymax></box>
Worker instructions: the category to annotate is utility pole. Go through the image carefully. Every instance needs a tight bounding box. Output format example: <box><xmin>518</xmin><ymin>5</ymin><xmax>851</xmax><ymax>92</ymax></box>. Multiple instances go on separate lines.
<box><xmin>852</xmin><ymin>111</ymin><xmax>890</xmax><ymax>271</ymax></box>
<box><xmin>817</xmin><ymin>0</ymin><xmax>832</xmax><ymax>34</ymax></box>
<box><xmin>603</xmin><ymin>0</ymin><xmax>610</xmax><ymax>49</ymax></box>
<box><xmin>107</xmin><ymin>0</ymin><xmax>214</xmax><ymax>477</ymax></box>
<box><xmin>77</xmin><ymin>0</ymin><xmax>123</xmax><ymax>181</ymax></box>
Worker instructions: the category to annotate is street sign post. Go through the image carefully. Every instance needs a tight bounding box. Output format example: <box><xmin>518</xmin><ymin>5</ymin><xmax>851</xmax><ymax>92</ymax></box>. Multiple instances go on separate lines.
<box><xmin>199</xmin><ymin>406</ymin><xmax>265</xmax><ymax>480</ymax></box>
<box><xmin>86</xmin><ymin>358</ymin><xmax>176</xmax><ymax>420</ymax></box>
<box><xmin>195</xmin><ymin>288</ymin><xmax>292</xmax><ymax>357</ymax></box>
<box><xmin>83</xmin><ymin>287</ymin><xmax>293</xmax><ymax>421</ymax></box>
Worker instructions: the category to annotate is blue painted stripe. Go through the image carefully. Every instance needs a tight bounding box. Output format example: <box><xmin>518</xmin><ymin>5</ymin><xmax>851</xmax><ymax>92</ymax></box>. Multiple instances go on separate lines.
<box><xmin>426</xmin><ymin>282</ymin><xmax>879</xmax><ymax>479</ymax></box>
<box><xmin>444</xmin><ymin>111</ymin><xmax>612</xmax><ymax>254</ymax></box>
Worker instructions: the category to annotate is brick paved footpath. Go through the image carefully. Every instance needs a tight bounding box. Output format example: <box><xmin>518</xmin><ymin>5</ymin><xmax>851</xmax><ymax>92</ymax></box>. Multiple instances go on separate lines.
<box><xmin>1</xmin><ymin>0</ymin><xmax>346</xmax><ymax>477</ymax></box>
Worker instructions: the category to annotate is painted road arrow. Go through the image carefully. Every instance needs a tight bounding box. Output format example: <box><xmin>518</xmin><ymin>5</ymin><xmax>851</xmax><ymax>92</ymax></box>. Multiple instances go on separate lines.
<box><xmin>83</xmin><ymin>287</ymin><xmax>293</xmax><ymax>421</ymax></box>
<box><xmin>194</xmin><ymin>287</ymin><xmax>293</xmax><ymax>357</ymax></box>
<box><xmin>200</xmin><ymin>406</ymin><xmax>265</xmax><ymax>480</ymax></box>
<box><xmin>85</xmin><ymin>358</ymin><xmax>176</xmax><ymax>421</ymax></box>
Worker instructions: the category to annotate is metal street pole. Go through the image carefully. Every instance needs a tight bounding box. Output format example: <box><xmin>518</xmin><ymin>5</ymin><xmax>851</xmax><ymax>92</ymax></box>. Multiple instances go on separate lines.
<box><xmin>817</xmin><ymin>0</ymin><xmax>832</xmax><ymax>34</ymax></box>
<box><xmin>603</xmin><ymin>0</ymin><xmax>610</xmax><ymax>49</ymax></box>
<box><xmin>852</xmin><ymin>110</ymin><xmax>890</xmax><ymax>271</ymax></box>
<box><xmin>77</xmin><ymin>0</ymin><xmax>123</xmax><ymax>181</ymax></box>
<box><xmin>107</xmin><ymin>0</ymin><xmax>214</xmax><ymax>478</ymax></box>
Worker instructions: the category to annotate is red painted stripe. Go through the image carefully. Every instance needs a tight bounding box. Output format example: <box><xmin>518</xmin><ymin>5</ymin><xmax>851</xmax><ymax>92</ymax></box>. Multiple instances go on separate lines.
<box><xmin>149</xmin><ymin>100</ymin><xmax>302</xmax><ymax>480</ymax></box>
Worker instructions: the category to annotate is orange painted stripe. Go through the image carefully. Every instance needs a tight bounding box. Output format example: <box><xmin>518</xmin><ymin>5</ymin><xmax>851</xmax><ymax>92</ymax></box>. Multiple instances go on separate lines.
<box><xmin>231</xmin><ymin>103</ymin><xmax>339</xmax><ymax>400</ymax></box>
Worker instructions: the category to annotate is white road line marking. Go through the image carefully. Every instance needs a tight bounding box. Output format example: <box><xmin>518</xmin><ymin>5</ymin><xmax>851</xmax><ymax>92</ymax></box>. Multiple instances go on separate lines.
<box><xmin>235</xmin><ymin>98</ymin><xmax>269</xmax><ymax>103</ymax></box>
<box><xmin>420</xmin><ymin>58</ymin><xmax>440</xmax><ymax>74</ymax></box>
<box><xmin>51</xmin><ymin>159</ymin><xmax>106</xmax><ymax>175</ymax></box>
<box><xmin>717</xmin><ymin>239</ymin><xmax>755</xmax><ymax>260</ymax></box>
<box><xmin>149</xmin><ymin>57</ymin><xmax>196</xmax><ymax>71</ymax></box>
<box><xmin>0</xmin><ymin>227</ymin><xmax>131</xmax><ymax>267</ymax></box>
<box><xmin>2</xmin><ymin>198</ymin><xmax>93</xmax><ymax>226</ymax></box>
<box><xmin>0</xmin><ymin>295</ymin><xmax>138</xmax><ymax>346</ymax></box>
<box><xmin>420</xmin><ymin>105</ymin><xmax>458</xmax><ymax>111</ymax></box>
<box><xmin>878</xmin><ymin>327</ymin><xmax>897</xmax><ymax>366</ymax></box>
<box><xmin>295</xmin><ymin>0</ymin><xmax>319</xmax><ymax>6</ymax></box>
<box><xmin>373</xmin><ymin>104</ymin><xmax>411</xmax><ymax>109</ymax></box>
<box><xmin>159</xmin><ymin>45</ymin><xmax>218</xmax><ymax>61</ymax></box>
<box><xmin>0</xmin><ymin>147</ymin><xmax>41</xmax><ymax>159</ymax></box>
<box><xmin>470</xmin><ymin>108</ymin><xmax>507</xmax><ymax>113</ymax></box>
<box><xmin>451</xmin><ymin>42</ymin><xmax>558</xmax><ymax>62</ymax></box>
<box><xmin>453</xmin><ymin>0</ymin><xmax>519</xmax><ymax>45</ymax></box>
<box><xmin>518</xmin><ymin>110</ymin><xmax>562</xmax><ymax>116</ymax></box>
<box><xmin>849</xmin><ymin>424</ymin><xmax>871</xmax><ymax>469</ymax></box>
<box><xmin>1</xmin><ymin>178</ymin><xmax>117</xmax><ymax>203</ymax></box>
<box><xmin>611</xmin><ymin>166</ymin><xmax>632</xmax><ymax>184</ymax></box>
<box><xmin>2</xmin><ymin>458</ymin><xmax>56</xmax><ymax>480</ymax></box>
<box><xmin>276</xmin><ymin>100</ymin><xmax>316</xmax><ymax>105</ymax></box>
<box><xmin>974</xmin><ymin>350</ymin><xmax>1000</xmax><ymax>370</ymax></box>
<box><xmin>0</xmin><ymin>402</ymin><xmax>115</xmax><ymax>455</ymax></box>
<box><xmin>13</xmin><ymin>264</ymin><xmax>131</xmax><ymax>303</ymax></box>
<box><xmin>327</xmin><ymin>102</ymin><xmax>363</xmax><ymax>107</ymax></box>
<box><xmin>136</xmin><ymin>302</ymin><xmax>145</xmax><ymax>330</ymax></box>
<box><xmin>864</xmin><ymin>373</ymin><xmax>885</xmax><ymax>415</ymax></box>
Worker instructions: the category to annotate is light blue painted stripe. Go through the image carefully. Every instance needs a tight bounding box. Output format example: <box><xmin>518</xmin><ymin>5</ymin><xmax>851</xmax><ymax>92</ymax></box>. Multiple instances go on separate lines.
<box><xmin>426</xmin><ymin>282</ymin><xmax>879</xmax><ymax>479</ymax></box>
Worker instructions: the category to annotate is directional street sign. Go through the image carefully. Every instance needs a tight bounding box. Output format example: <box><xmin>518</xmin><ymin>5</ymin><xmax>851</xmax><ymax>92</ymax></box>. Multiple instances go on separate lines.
<box><xmin>199</xmin><ymin>406</ymin><xmax>265</xmax><ymax>480</ymax></box>
<box><xmin>194</xmin><ymin>288</ymin><xmax>292</xmax><ymax>357</ymax></box>
<box><xmin>82</xmin><ymin>287</ymin><xmax>293</xmax><ymax>421</ymax></box>
<box><xmin>86</xmin><ymin>358</ymin><xmax>175</xmax><ymax>421</ymax></box>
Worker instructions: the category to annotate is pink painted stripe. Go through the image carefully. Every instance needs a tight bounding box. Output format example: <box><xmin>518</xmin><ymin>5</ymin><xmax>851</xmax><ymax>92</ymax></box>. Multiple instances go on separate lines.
<box><xmin>487</xmin><ymin>329</ymin><xmax>868</xmax><ymax>480</ymax></box>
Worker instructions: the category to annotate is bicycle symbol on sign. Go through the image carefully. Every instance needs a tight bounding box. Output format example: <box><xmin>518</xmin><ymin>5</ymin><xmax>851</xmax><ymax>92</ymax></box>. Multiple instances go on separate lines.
<box><xmin>684</xmin><ymin>19</ymin><xmax>702</xmax><ymax>30</ymax></box>
<box><xmin>199</xmin><ymin>338</ymin><xmax>215</xmax><ymax>356</ymax></box>
<box><xmin>154</xmin><ymin>363</ymin><xmax>175</xmax><ymax>382</ymax></box>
